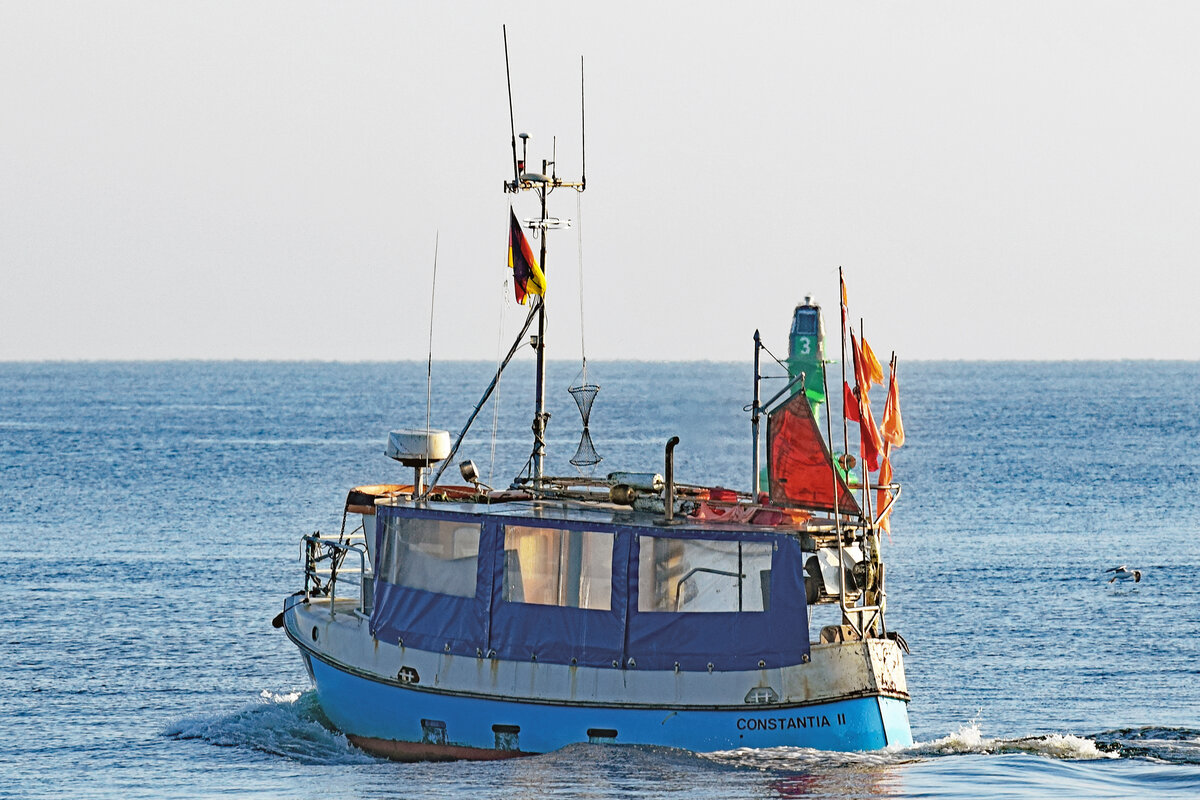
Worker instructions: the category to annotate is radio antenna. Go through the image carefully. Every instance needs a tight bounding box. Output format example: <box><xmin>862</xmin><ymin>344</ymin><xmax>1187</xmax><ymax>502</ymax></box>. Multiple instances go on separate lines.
<box><xmin>580</xmin><ymin>55</ymin><xmax>587</xmax><ymax>190</ymax></box>
<box><xmin>425</xmin><ymin>230</ymin><xmax>439</xmax><ymax>441</ymax></box>
<box><xmin>503</xmin><ymin>26</ymin><xmax>520</xmax><ymax>188</ymax></box>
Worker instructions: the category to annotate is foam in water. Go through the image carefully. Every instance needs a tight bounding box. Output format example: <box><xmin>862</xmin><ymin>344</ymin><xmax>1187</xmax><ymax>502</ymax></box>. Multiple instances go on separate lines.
<box><xmin>165</xmin><ymin>690</ymin><xmax>377</xmax><ymax>765</ymax></box>
<box><xmin>703</xmin><ymin>719</ymin><xmax>1117</xmax><ymax>772</ymax></box>
<box><xmin>1094</xmin><ymin>727</ymin><xmax>1200</xmax><ymax>764</ymax></box>
<box><xmin>914</xmin><ymin>721</ymin><xmax>1116</xmax><ymax>760</ymax></box>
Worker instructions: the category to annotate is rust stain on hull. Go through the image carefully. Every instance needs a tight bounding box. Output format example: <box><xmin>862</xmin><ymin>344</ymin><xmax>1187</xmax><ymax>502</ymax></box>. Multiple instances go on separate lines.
<box><xmin>348</xmin><ymin>734</ymin><xmax>532</xmax><ymax>762</ymax></box>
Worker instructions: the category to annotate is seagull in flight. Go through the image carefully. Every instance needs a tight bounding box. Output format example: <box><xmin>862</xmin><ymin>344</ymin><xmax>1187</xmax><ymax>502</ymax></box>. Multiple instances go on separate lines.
<box><xmin>1106</xmin><ymin>565</ymin><xmax>1142</xmax><ymax>583</ymax></box>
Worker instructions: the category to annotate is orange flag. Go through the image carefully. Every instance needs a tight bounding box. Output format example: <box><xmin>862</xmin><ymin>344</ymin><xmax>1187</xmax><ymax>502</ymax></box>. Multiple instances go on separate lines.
<box><xmin>859</xmin><ymin>391</ymin><xmax>884</xmax><ymax>472</ymax></box>
<box><xmin>850</xmin><ymin>332</ymin><xmax>869</xmax><ymax>400</ymax></box>
<box><xmin>882</xmin><ymin>358</ymin><xmax>905</xmax><ymax>448</ymax></box>
<box><xmin>876</xmin><ymin>449</ymin><xmax>894</xmax><ymax>534</ymax></box>
<box><xmin>840</xmin><ymin>270</ymin><xmax>851</xmax><ymax>348</ymax></box>
<box><xmin>861</xmin><ymin>337</ymin><xmax>884</xmax><ymax>390</ymax></box>
<box><xmin>849</xmin><ymin>331</ymin><xmax>884</xmax><ymax>471</ymax></box>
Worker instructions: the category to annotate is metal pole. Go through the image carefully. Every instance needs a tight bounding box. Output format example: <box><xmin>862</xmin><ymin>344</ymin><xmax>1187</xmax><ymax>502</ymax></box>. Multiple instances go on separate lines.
<box><xmin>859</xmin><ymin>318</ymin><xmax>877</xmax><ymax>637</ymax></box>
<box><xmin>839</xmin><ymin>267</ymin><xmax>850</xmax><ymax>462</ymax></box>
<box><xmin>532</xmin><ymin>168</ymin><xmax>549</xmax><ymax>482</ymax></box>
<box><xmin>823</xmin><ymin>361</ymin><xmax>852</xmax><ymax>635</ymax></box>
<box><xmin>664</xmin><ymin>436</ymin><xmax>680</xmax><ymax>522</ymax></box>
<box><xmin>859</xmin><ymin>318</ymin><xmax>874</xmax><ymax>525</ymax></box>
<box><xmin>751</xmin><ymin>329</ymin><xmax>762</xmax><ymax>496</ymax></box>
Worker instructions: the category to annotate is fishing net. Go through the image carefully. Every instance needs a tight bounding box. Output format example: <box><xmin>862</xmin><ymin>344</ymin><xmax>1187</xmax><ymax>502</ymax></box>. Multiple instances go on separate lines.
<box><xmin>570</xmin><ymin>428</ymin><xmax>602</xmax><ymax>468</ymax></box>
<box><xmin>568</xmin><ymin>382</ymin><xmax>602</xmax><ymax>469</ymax></box>
<box><xmin>569</xmin><ymin>383</ymin><xmax>599</xmax><ymax>424</ymax></box>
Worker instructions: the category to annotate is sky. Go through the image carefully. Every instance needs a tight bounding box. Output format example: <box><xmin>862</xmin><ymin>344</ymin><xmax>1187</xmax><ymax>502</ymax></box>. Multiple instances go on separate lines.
<box><xmin>2</xmin><ymin>2</ymin><xmax>1199</xmax><ymax>361</ymax></box>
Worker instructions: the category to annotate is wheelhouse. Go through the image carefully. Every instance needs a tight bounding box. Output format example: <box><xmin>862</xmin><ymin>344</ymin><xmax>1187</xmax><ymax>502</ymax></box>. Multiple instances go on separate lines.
<box><xmin>369</xmin><ymin>501</ymin><xmax>811</xmax><ymax>672</ymax></box>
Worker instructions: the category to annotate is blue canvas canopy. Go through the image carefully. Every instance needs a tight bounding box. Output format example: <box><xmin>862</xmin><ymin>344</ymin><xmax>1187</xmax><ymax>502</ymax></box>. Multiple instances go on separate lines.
<box><xmin>369</xmin><ymin>505</ymin><xmax>810</xmax><ymax>671</ymax></box>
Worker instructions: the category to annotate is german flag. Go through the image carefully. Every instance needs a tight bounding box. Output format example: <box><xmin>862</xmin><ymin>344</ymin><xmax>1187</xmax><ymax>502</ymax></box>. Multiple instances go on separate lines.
<box><xmin>508</xmin><ymin>208</ymin><xmax>546</xmax><ymax>304</ymax></box>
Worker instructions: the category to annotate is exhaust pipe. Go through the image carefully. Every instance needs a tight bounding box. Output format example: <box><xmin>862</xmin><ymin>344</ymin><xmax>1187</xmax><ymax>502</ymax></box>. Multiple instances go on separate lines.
<box><xmin>664</xmin><ymin>436</ymin><xmax>680</xmax><ymax>523</ymax></box>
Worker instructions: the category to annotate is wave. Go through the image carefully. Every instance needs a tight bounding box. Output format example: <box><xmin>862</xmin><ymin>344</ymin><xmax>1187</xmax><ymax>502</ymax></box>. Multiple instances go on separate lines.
<box><xmin>704</xmin><ymin>722</ymin><xmax>1118</xmax><ymax>772</ymax></box>
<box><xmin>1093</xmin><ymin>727</ymin><xmax>1200</xmax><ymax>765</ymax></box>
<box><xmin>914</xmin><ymin>724</ymin><xmax>1200</xmax><ymax>765</ymax></box>
<box><xmin>164</xmin><ymin>689</ymin><xmax>377</xmax><ymax>765</ymax></box>
<box><xmin>911</xmin><ymin>722</ymin><xmax>1116</xmax><ymax>760</ymax></box>
<box><xmin>708</xmin><ymin>723</ymin><xmax>1200</xmax><ymax>772</ymax></box>
<box><xmin>166</xmin><ymin>698</ymin><xmax>1200</xmax><ymax>771</ymax></box>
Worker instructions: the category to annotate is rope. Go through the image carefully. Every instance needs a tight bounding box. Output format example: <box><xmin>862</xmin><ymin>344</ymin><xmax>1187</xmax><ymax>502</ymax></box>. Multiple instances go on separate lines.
<box><xmin>759</xmin><ymin>340</ymin><xmax>789</xmax><ymax>370</ymax></box>
<box><xmin>423</xmin><ymin>301</ymin><xmax>540</xmax><ymax>496</ymax></box>
<box><xmin>489</xmin><ymin>279</ymin><xmax>509</xmax><ymax>487</ymax></box>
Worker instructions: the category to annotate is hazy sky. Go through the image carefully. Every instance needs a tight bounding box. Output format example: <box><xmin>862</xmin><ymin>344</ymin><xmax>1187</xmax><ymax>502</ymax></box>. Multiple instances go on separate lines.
<box><xmin>3</xmin><ymin>2</ymin><xmax>1198</xmax><ymax>361</ymax></box>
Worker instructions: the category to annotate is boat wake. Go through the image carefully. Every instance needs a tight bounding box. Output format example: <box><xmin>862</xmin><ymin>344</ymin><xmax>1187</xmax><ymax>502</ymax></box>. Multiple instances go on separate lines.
<box><xmin>706</xmin><ymin>722</ymin><xmax>1120</xmax><ymax>771</ymax></box>
<box><xmin>1093</xmin><ymin>727</ymin><xmax>1200</xmax><ymax>765</ymax></box>
<box><xmin>167</xmin><ymin>695</ymin><xmax>1200</xmax><ymax>771</ymax></box>
<box><xmin>910</xmin><ymin>722</ymin><xmax>1115</xmax><ymax>759</ymax></box>
<box><xmin>707</xmin><ymin>723</ymin><xmax>1200</xmax><ymax>771</ymax></box>
<box><xmin>165</xmin><ymin>690</ymin><xmax>378</xmax><ymax>765</ymax></box>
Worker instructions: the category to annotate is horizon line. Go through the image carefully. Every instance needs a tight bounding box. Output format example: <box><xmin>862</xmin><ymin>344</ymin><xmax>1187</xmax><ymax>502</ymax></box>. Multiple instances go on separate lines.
<box><xmin>3</xmin><ymin>357</ymin><xmax>1198</xmax><ymax>365</ymax></box>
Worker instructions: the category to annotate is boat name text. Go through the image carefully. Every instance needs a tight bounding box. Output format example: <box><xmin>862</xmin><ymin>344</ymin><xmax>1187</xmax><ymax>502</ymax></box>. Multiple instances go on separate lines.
<box><xmin>737</xmin><ymin>713</ymin><xmax>845</xmax><ymax>731</ymax></box>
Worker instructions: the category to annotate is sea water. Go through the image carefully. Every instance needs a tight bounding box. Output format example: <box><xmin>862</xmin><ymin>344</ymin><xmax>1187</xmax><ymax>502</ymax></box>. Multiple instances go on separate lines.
<box><xmin>2</xmin><ymin>360</ymin><xmax>1198</xmax><ymax>799</ymax></box>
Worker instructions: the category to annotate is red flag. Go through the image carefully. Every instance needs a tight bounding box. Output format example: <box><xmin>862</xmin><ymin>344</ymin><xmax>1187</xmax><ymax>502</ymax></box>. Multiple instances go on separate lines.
<box><xmin>508</xmin><ymin>208</ymin><xmax>546</xmax><ymax>304</ymax></box>
<box><xmin>768</xmin><ymin>390</ymin><xmax>861</xmax><ymax>515</ymax></box>
<box><xmin>843</xmin><ymin>381</ymin><xmax>860</xmax><ymax>422</ymax></box>
<box><xmin>882</xmin><ymin>359</ymin><xmax>905</xmax><ymax>448</ymax></box>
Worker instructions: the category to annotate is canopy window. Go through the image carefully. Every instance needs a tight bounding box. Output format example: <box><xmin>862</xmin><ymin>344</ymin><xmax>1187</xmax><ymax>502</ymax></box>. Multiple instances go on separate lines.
<box><xmin>637</xmin><ymin>536</ymin><xmax>773</xmax><ymax>613</ymax></box>
<box><xmin>503</xmin><ymin>526</ymin><xmax>613</xmax><ymax>610</ymax></box>
<box><xmin>371</xmin><ymin>507</ymin><xmax>810</xmax><ymax>671</ymax></box>
<box><xmin>378</xmin><ymin>516</ymin><xmax>481</xmax><ymax>598</ymax></box>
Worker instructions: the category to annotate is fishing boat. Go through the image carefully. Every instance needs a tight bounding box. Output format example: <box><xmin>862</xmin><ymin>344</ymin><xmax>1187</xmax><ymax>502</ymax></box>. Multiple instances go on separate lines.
<box><xmin>275</xmin><ymin>38</ymin><xmax>912</xmax><ymax>761</ymax></box>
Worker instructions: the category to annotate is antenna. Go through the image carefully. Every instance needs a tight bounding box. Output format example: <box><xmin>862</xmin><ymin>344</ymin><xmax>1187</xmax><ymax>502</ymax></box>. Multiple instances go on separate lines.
<box><xmin>500</xmin><ymin>33</ymin><xmax>589</xmax><ymax>484</ymax></box>
<box><xmin>426</xmin><ymin>231</ymin><xmax>439</xmax><ymax>441</ymax></box>
<box><xmin>580</xmin><ymin>55</ymin><xmax>587</xmax><ymax>190</ymax></box>
<box><xmin>503</xmin><ymin>26</ymin><xmax>519</xmax><ymax>189</ymax></box>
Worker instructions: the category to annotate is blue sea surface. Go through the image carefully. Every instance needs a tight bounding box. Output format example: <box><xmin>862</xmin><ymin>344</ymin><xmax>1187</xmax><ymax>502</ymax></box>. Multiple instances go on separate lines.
<box><xmin>2</xmin><ymin>360</ymin><xmax>1199</xmax><ymax>799</ymax></box>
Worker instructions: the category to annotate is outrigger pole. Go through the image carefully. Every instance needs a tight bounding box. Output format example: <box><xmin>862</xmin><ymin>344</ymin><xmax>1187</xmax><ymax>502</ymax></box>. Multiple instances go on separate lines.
<box><xmin>751</xmin><ymin>329</ymin><xmax>762</xmax><ymax>495</ymax></box>
<box><xmin>424</xmin><ymin>302</ymin><xmax>541</xmax><ymax>497</ymax></box>
<box><xmin>839</xmin><ymin>266</ymin><xmax>850</xmax><ymax>463</ymax></box>
<box><xmin>502</xmin><ymin>28</ymin><xmax>587</xmax><ymax>484</ymax></box>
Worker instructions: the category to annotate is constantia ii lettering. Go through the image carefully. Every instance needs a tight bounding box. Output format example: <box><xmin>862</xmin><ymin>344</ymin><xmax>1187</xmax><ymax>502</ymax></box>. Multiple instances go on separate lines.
<box><xmin>736</xmin><ymin>713</ymin><xmax>845</xmax><ymax>731</ymax></box>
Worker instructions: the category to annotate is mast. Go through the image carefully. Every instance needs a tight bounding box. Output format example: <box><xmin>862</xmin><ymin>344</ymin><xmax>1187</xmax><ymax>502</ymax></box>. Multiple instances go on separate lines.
<box><xmin>503</xmin><ymin>33</ymin><xmax>587</xmax><ymax>484</ymax></box>
<box><xmin>532</xmin><ymin>163</ymin><xmax>549</xmax><ymax>480</ymax></box>
<box><xmin>751</xmin><ymin>330</ymin><xmax>762</xmax><ymax>496</ymax></box>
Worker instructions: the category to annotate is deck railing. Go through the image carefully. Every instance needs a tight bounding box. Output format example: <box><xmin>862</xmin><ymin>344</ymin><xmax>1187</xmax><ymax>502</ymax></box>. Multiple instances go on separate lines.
<box><xmin>302</xmin><ymin>533</ymin><xmax>372</xmax><ymax>615</ymax></box>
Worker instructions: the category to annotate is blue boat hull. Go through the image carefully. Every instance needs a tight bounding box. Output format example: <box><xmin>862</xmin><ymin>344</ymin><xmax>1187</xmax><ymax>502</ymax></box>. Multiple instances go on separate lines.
<box><xmin>304</xmin><ymin>651</ymin><xmax>912</xmax><ymax>759</ymax></box>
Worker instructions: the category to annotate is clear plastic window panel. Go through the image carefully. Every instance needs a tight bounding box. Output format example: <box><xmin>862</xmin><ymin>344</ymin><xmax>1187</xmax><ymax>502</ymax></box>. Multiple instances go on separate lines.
<box><xmin>502</xmin><ymin>526</ymin><xmax>613</xmax><ymax>610</ymax></box>
<box><xmin>379</xmin><ymin>517</ymin><xmax>481</xmax><ymax>598</ymax></box>
<box><xmin>637</xmin><ymin>536</ymin><xmax>774</xmax><ymax>613</ymax></box>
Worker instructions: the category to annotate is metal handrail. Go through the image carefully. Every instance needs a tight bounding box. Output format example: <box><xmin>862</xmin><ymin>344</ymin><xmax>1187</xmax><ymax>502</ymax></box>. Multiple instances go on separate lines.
<box><xmin>302</xmin><ymin>533</ymin><xmax>371</xmax><ymax>615</ymax></box>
